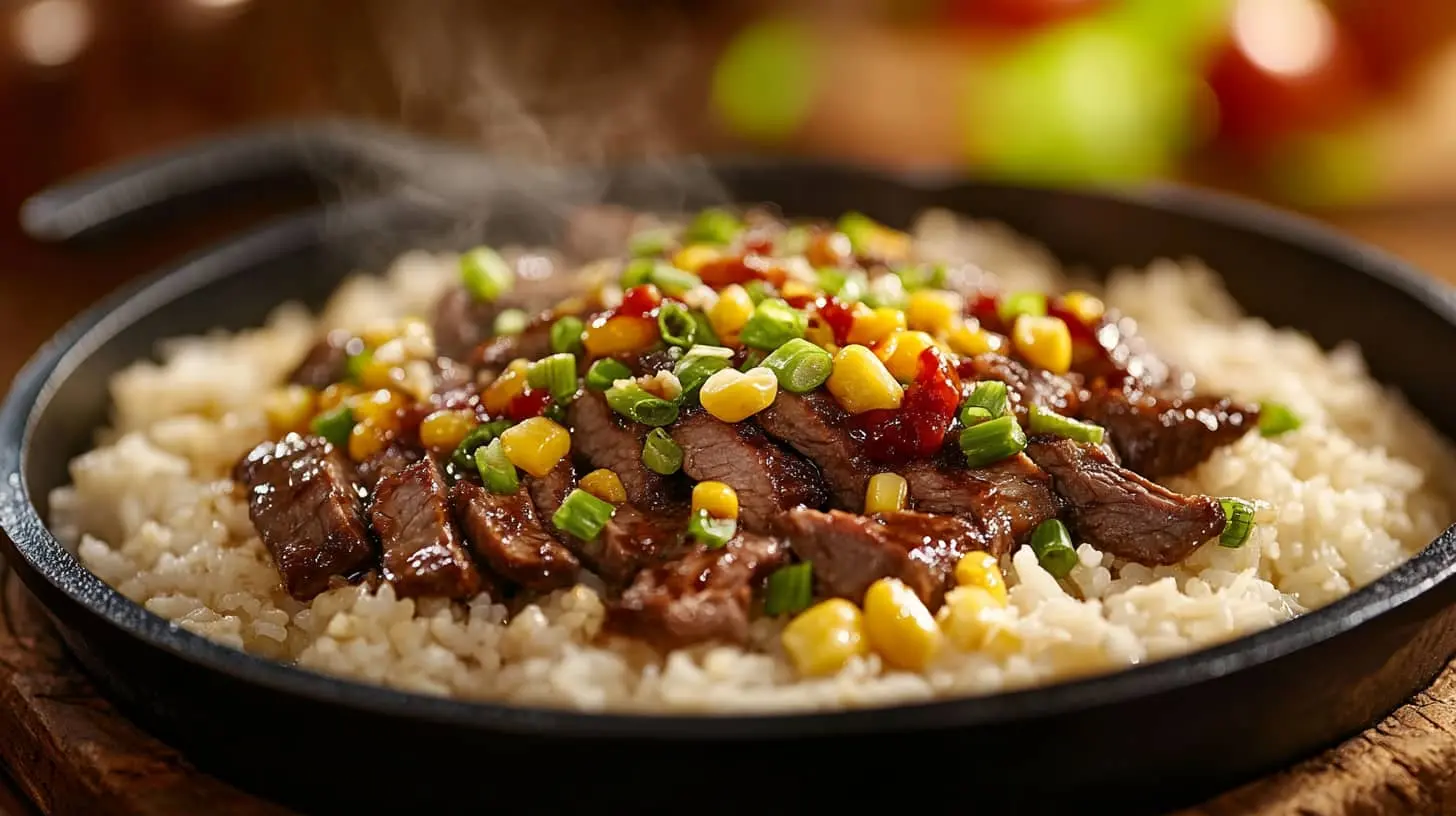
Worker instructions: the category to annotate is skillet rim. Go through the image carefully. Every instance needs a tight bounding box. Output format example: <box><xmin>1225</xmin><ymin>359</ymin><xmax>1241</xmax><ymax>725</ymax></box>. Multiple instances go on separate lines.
<box><xmin>4</xmin><ymin>161</ymin><xmax>1456</xmax><ymax>740</ymax></box>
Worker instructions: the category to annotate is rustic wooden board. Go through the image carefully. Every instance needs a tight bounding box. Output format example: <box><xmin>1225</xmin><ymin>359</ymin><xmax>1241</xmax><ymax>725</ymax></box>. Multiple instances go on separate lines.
<box><xmin>2</xmin><ymin>556</ymin><xmax>1454</xmax><ymax>816</ymax></box>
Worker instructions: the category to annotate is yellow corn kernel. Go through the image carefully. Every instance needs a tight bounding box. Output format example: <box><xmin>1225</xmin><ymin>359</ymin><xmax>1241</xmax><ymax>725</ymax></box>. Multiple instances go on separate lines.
<box><xmin>846</xmin><ymin>306</ymin><xmax>907</xmax><ymax>346</ymax></box>
<box><xmin>953</xmin><ymin>551</ymin><xmax>1008</xmax><ymax>605</ymax></box>
<box><xmin>263</xmin><ymin>385</ymin><xmax>317</xmax><ymax>435</ymax></box>
<box><xmin>499</xmin><ymin>417</ymin><xmax>572</xmax><ymax>477</ymax></box>
<box><xmin>863</xmin><ymin>577</ymin><xmax>943</xmax><ymax>671</ymax></box>
<box><xmin>1061</xmin><ymin>290</ymin><xmax>1105</xmax><ymax>324</ymax></box>
<box><xmin>699</xmin><ymin>366</ymin><xmax>779</xmax><ymax>423</ymax></box>
<box><xmin>945</xmin><ymin>320</ymin><xmax>1004</xmax><ymax>357</ymax></box>
<box><xmin>420</xmin><ymin>408</ymin><xmax>478</xmax><ymax>452</ymax></box>
<box><xmin>864</xmin><ymin>472</ymin><xmax>908</xmax><ymax>515</ymax></box>
<box><xmin>937</xmin><ymin>586</ymin><xmax>1022</xmax><ymax>657</ymax></box>
<box><xmin>347</xmin><ymin>419</ymin><xmax>390</xmax><ymax>462</ymax></box>
<box><xmin>673</xmin><ymin>244</ymin><xmax>723</xmax><ymax>273</ymax></box>
<box><xmin>482</xmin><ymin>359</ymin><xmax>531</xmax><ymax>416</ymax></box>
<box><xmin>804</xmin><ymin>316</ymin><xmax>839</xmax><ymax>352</ymax></box>
<box><xmin>692</xmin><ymin>481</ymin><xmax>740</xmax><ymax>519</ymax></box>
<box><xmin>905</xmin><ymin>290</ymin><xmax>962</xmax><ymax>336</ymax></box>
<box><xmin>875</xmin><ymin>330</ymin><xmax>938</xmax><ymax>382</ymax></box>
<box><xmin>780</xmin><ymin>281</ymin><xmax>815</xmax><ymax>303</ymax></box>
<box><xmin>356</xmin><ymin>354</ymin><xmax>401</xmax><ymax>391</ymax></box>
<box><xmin>359</xmin><ymin>320</ymin><xmax>400</xmax><ymax>348</ymax></box>
<box><xmin>580</xmin><ymin>469</ymin><xmax>628</xmax><ymax>504</ymax></box>
<box><xmin>1012</xmin><ymin>315</ymin><xmax>1073</xmax><ymax>374</ymax></box>
<box><xmin>781</xmin><ymin>599</ymin><xmax>870</xmax><ymax>678</ymax></box>
<box><xmin>348</xmin><ymin>388</ymin><xmax>407</xmax><ymax>428</ymax></box>
<box><xmin>318</xmin><ymin>382</ymin><xmax>358</xmax><ymax>412</ymax></box>
<box><xmin>827</xmin><ymin>345</ymin><xmax>904</xmax><ymax>414</ymax></box>
<box><xmin>708</xmin><ymin>284</ymin><xmax>755</xmax><ymax>342</ymax></box>
<box><xmin>582</xmin><ymin>314</ymin><xmax>660</xmax><ymax>358</ymax></box>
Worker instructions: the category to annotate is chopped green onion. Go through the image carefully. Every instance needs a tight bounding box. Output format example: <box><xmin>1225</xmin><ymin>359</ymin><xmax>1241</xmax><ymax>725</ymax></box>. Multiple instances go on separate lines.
<box><xmin>673</xmin><ymin>346</ymin><xmax>733</xmax><ymax>401</ymax></box>
<box><xmin>585</xmin><ymin>358</ymin><xmax>633</xmax><ymax>391</ymax></box>
<box><xmin>962</xmin><ymin>381</ymin><xmax>1010</xmax><ymax>425</ymax></box>
<box><xmin>651</xmin><ymin>266</ymin><xmax>702</xmax><ymax>298</ymax></box>
<box><xmin>836</xmin><ymin>270</ymin><xmax>870</xmax><ymax>303</ymax></box>
<box><xmin>630</xmin><ymin>227</ymin><xmax>674</xmax><ymax>257</ymax></box>
<box><xmin>527</xmin><ymin>353</ymin><xmax>579</xmax><ymax>403</ymax></box>
<box><xmin>895</xmin><ymin>263</ymin><xmax>949</xmax><ymax>291</ymax></box>
<box><xmin>310</xmin><ymin>405</ymin><xmax>354</xmax><ymax>448</ymax></box>
<box><xmin>691</xmin><ymin>311</ymin><xmax>720</xmax><ymax>346</ymax></box>
<box><xmin>657</xmin><ymin>301</ymin><xmax>698</xmax><ymax>348</ymax></box>
<box><xmin>740</xmin><ymin>298</ymin><xmax>807</xmax><ymax>351</ymax></box>
<box><xmin>344</xmin><ymin>348</ymin><xmax>372</xmax><ymax>384</ymax></box>
<box><xmin>688</xmin><ymin>508</ymin><xmax>737</xmax><ymax>549</ymax></box>
<box><xmin>451</xmin><ymin>420</ymin><xmax>512</xmax><ymax>471</ymax></box>
<box><xmin>552</xmin><ymin>488</ymin><xmax>617</xmax><ymax>541</ymax></box>
<box><xmin>997</xmin><ymin>291</ymin><xmax>1047</xmax><ymax>324</ymax></box>
<box><xmin>549</xmin><ymin>316</ymin><xmax>585</xmax><ymax>355</ymax></box>
<box><xmin>642</xmin><ymin>428</ymin><xmax>684</xmax><ymax>475</ymax></box>
<box><xmin>739</xmin><ymin>349</ymin><xmax>767</xmax><ymax>371</ymax></box>
<box><xmin>960</xmin><ymin>407</ymin><xmax>993</xmax><ymax>426</ymax></box>
<box><xmin>1258</xmin><ymin>402</ymin><xmax>1302</xmax><ymax>437</ymax></box>
<box><xmin>864</xmin><ymin>273</ymin><xmax>907</xmax><ymax>310</ymax></box>
<box><xmin>684</xmin><ymin>208</ymin><xmax>743</xmax><ymax>245</ymax></box>
<box><xmin>475</xmin><ymin>438</ymin><xmax>519</xmax><ymax>495</ymax></box>
<box><xmin>1218</xmin><ymin>498</ymin><xmax>1256</xmax><ymax>548</ymax></box>
<box><xmin>544</xmin><ymin>403</ymin><xmax>568</xmax><ymax>424</ymax></box>
<box><xmin>605</xmin><ymin>382</ymin><xmax>680</xmax><ymax>427</ymax></box>
<box><xmin>1027</xmin><ymin>404</ymin><xmax>1105</xmax><ymax>445</ymax></box>
<box><xmin>760</xmin><ymin>337</ymin><xmax>833</xmax><ymax>393</ymax></box>
<box><xmin>836</xmin><ymin>211</ymin><xmax>881</xmax><ymax>255</ymax></box>
<box><xmin>959</xmin><ymin>415</ymin><xmax>1027</xmax><ymax>468</ymax></box>
<box><xmin>775</xmin><ymin>225</ymin><xmax>812</xmax><ymax>256</ymax></box>
<box><xmin>816</xmin><ymin>267</ymin><xmax>848</xmax><ymax>294</ymax></box>
<box><xmin>493</xmin><ymin>309</ymin><xmax>528</xmax><ymax>336</ymax></box>
<box><xmin>763</xmin><ymin>562</ymin><xmax>813</xmax><ymax>615</ymax></box>
<box><xmin>460</xmin><ymin>246</ymin><xmax>514</xmax><ymax>302</ymax></box>
<box><xmin>743</xmin><ymin>279</ymin><xmax>775</xmax><ymax>304</ymax></box>
<box><xmin>621</xmin><ymin>258</ymin><xmax>657</xmax><ymax>289</ymax></box>
<box><xmin>1030</xmin><ymin>518</ymin><xmax>1078</xmax><ymax>578</ymax></box>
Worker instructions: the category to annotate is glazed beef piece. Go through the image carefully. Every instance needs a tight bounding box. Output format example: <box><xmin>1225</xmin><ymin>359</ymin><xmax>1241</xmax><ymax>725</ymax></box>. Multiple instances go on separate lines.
<box><xmin>450</xmin><ymin>480</ymin><xmax>580</xmax><ymax>592</ymax></box>
<box><xmin>525</xmin><ymin>458</ymin><xmax>576</xmax><ymax>527</ymax></box>
<box><xmin>234</xmin><ymin>434</ymin><xmax>375</xmax><ymax>601</ymax></box>
<box><xmin>567</xmin><ymin>391</ymin><xmax>684</xmax><ymax>511</ymax></box>
<box><xmin>567</xmin><ymin>505</ymin><xmax>690</xmax><ymax>587</ymax></box>
<box><xmin>288</xmin><ymin>329</ymin><xmax>353</xmax><ymax>389</ymax></box>
<box><xmin>1081</xmin><ymin>382</ymin><xmax>1259</xmax><ymax>479</ymax></box>
<box><xmin>356</xmin><ymin>441</ymin><xmax>423</xmax><ymax>491</ymax></box>
<box><xmin>433</xmin><ymin>286</ymin><xmax>500</xmax><ymax>362</ymax></box>
<box><xmin>778</xmin><ymin>508</ymin><xmax>988</xmax><ymax>609</ymax></box>
<box><xmin>471</xmin><ymin>315</ymin><xmax>554</xmax><ymax>372</ymax></box>
<box><xmin>1025</xmin><ymin>436</ymin><xmax>1225</xmax><ymax>566</ymax></box>
<box><xmin>670</xmin><ymin>411</ymin><xmax>827</xmax><ymax>532</ymax></box>
<box><xmin>606</xmin><ymin>533</ymin><xmax>790</xmax><ymax>648</ymax></box>
<box><xmin>902</xmin><ymin>455</ymin><xmax>1062</xmax><ymax>552</ymax></box>
<box><xmin>959</xmin><ymin>353</ymin><xmax>1082</xmax><ymax>420</ymax></box>
<box><xmin>370</xmin><ymin>459</ymin><xmax>483</xmax><ymax>600</ymax></box>
<box><xmin>756</xmin><ymin>391</ymin><xmax>877</xmax><ymax>511</ymax></box>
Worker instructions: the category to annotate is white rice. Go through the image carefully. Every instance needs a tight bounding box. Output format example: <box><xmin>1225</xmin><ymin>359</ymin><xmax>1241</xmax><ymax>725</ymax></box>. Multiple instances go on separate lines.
<box><xmin>48</xmin><ymin>211</ymin><xmax>1456</xmax><ymax>713</ymax></box>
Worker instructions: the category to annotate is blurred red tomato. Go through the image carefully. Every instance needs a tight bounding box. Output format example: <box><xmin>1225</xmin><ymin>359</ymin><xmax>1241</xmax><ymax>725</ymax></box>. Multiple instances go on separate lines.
<box><xmin>944</xmin><ymin>0</ymin><xmax>1108</xmax><ymax>30</ymax></box>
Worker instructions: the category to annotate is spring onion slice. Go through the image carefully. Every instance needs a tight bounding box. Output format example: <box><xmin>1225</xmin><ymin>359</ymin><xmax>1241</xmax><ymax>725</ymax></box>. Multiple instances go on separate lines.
<box><xmin>740</xmin><ymin>298</ymin><xmax>807</xmax><ymax>351</ymax></box>
<box><xmin>460</xmin><ymin>246</ymin><xmax>514</xmax><ymax>302</ymax></box>
<box><xmin>1258</xmin><ymin>402</ymin><xmax>1302</xmax><ymax>437</ymax></box>
<box><xmin>1030</xmin><ymin>518</ymin><xmax>1078</xmax><ymax>578</ymax></box>
<box><xmin>683</xmin><ymin>208</ymin><xmax>743</xmax><ymax>245</ymax></box>
<box><xmin>343</xmin><ymin>348</ymin><xmax>373</xmax><ymax>384</ymax></box>
<box><xmin>552</xmin><ymin>488</ymin><xmax>617</xmax><ymax>541</ymax></box>
<box><xmin>1027</xmin><ymin>404</ymin><xmax>1105</xmax><ymax>445</ymax></box>
<box><xmin>894</xmin><ymin>263</ymin><xmax>948</xmax><ymax>291</ymax></box>
<box><xmin>450</xmin><ymin>420</ymin><xmax>512</xmax><ymax>471</ymax></box>
<box><xmin>657</xmin><ymin>301</ymin><xmax>698</xmax><ymax>348</ymax></box>
<box><xmin>642</xmin><ymin>428</ymin><xmax>684</xmax><ymax>475</ymax></box>
<box><xmin>764</xmin><ymin>562</ymin><xmax>813</xmax><ymax>616</ymax></box>
<box><xmin>475</xmin><ymin>438</ymin><xmax>519</xmax><ymax>495</ymax></box>
<box><xmin>550</xmin><ymin>316</ymin><xmax>585</xmax><ymax>355</ymax></box>
<box><xmin>310</xmin><ymin>405</ymin><xmax>354</xmax><ymax>448</ymax></box>
<box><xmin>673</xmin><ymin>348</ymin><xmax>732</xmax><ymax>401</ymax></box>
<box><xmin>527</xmin><ymin>353</ymin><xmax>579</xmax><ymax>403</ymax></box>
<box><xmin>629</xmin><ymin>227</ymin><xmax>674</xmax><ymax>258</ymax></box>
<box><xmin>691</xmin><ymin>311</ymin><xmax>720</xmax><ymax>346</ymax></box>
<box><xmin>836</xmin><ymin>211</ymin><xmax>884</xmax><ymax>255</ymax></box>
<box><xmin>585</xmin><ymin>358</ymin><xmax>633</xmax><ymax>391</ymax></box>
<box><xmin>959</xmin><ymin>415</ymin><xmax>1027</xmax><ymax>468</ymax></box>
<box><xmin>962</xmin><ymin>380</ymin><xmax>1010</xmax><ymax>425</ymax></box>
<box><xmin>743</xmin><ymin>280</ymin><xmax>774</xmax><ymax>304</ymax></box>
<box><xmin>493</xmin><ymin>309</ymin><xmax>528</xmax><ymax>336</ymax></box>
<box><xmin>689</xmin><ymin>509</ymin><xmax>737</xmax><ymax>549</ymax></box>
<box><xmin>606</xmin><ymin>383</ymin><xmax>680</xmax><ymax>427</ymax></box>
<box><xmin>959</xmin><ymin>407</ymin><xmax>993</xmax><ymax>427</ymax></box>
<box><xmin>997</xmin><ymin>291</ymin><xmax>1046</xmax><ymax>325</ymax></box>
<box><xmin>621</xmin><ymin>258</ymin><xmax>658</xmax><ymax>289</ymax></box>
<box><xmin>651</xmin><ymin>267</ymin><xmax>702</xmax><ymax>298</ymax></box>
<box><xmin>760</xmin><ymin>337</ymin><xmax>833</xmax><ymax>393</ymax></box>
<box><xmin>1218</xmin><ymin>498</ymin><xmax>1256</xmax><ymax>548</ymax></box>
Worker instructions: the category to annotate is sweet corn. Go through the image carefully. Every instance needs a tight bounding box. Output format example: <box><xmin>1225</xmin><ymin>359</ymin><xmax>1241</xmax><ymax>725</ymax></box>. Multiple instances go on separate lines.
<box><xmin>348</xmin><ymin>388</ymin><xmax>407</xmax><ymax>428</ymax></box>
<box><xmin>937</xmin><ymin>586</ymin><xmax>1022</xmax><ymax>657</ymax></box>
<box><xmin>583</xmin><ymin>314</ymin><xmax>660</xmax><ymax>358</ymax></box>
<box><xmin>953</xmin><ymin>551</ymin><xmax>1008</xmax><ymax>605</ymax></box>
<box><xmin>318</xmin><ymin>383</ymin><xmax>358</xmax><ymax>412</ymax></box>
<box><xmin>482</xmin><ymin>359</ymin><xmax>531</xmax><ymax>415</ymax></box>
<box><xmin>1012</xmin><ymin>315</ymin><xmax>1073</xmax><ymax>374</ymax></box>
<box><xmin>356</xmin><ymin>354</ymin><xmax>401</xmax><ymax>391</ymax></box>
<box><xmin>499</xmin><ymin>417</ymin><xmax>572</xmax><ymax>477</ymax></box>
<box><xmin>875</xmin><ymin>330</ymin><xmax>938</xmax><ymax>382</ymax></box>
<box><xmin>672</xmin><ymin>244</ymin><xmax>722</xmax><ymax>273</ymax></box>
<box><xmin>692</xmin><ymin>481</ymin><xmax>740</xmax><ymax>519</ymax></box>
<box><xmin>263</xmin><ymin>385</ymin><xmax>317</xmax><ymax>435</ymax></box>
<box><xmin>708</xmin><ymin>284</ymin><xmax>755</xmax><ymax>342</ymax></box>
<box><xmin>846</xmin><ymin>306</ymin><xmax>907</xmax><ymax>346</ymax></box>
<box><xmin>347</xmin><ymin>418</ymin><xmax>390</xmax><ymax>462</ymax></box>
<box><xmin>1061</xmin><ymin>290</ymin><xmax>1105</xmax><ymax>324</ymax></box>
<box><xmin>780</xmin><ymin>281</ymin><xmax>815</xmax><ymax>303</ymax></box>
<box><xmin>804</xmin><ymin>315</ymin><xmax>839</xmax><ymax>352</ymax></box>
<box><xmin>580</xmin><ymin>468</ymin><xmax>628</xmax><ymax>504</ymax></box>
<box><xmin>826</xmin><ymin>345</ymin><xmax>904</xmax><ymax>414</ymax></box>
<box><xmin>905</xmin><ymin>290</ymin><xmax>962</xmax><ymax>336</ymax></box>
<box><xmin>863</xmin><ymin>577</ymin><xmax>943</xmax><ymax>671</ymax></box>
<box><xmin>359</xmin><ymin>320</ymin><xmax>401</xmax><ymax>348</ymax></box>
<box><xmin>699</xmin><ymin>366</ymin><xmax>779</xmax><ymax>423</ymax></box>
<box><xmin>781</xmin><ymin>598</ymin><xmax>870</xmax><ymax>677</ymax></box>
<box><xmin>420</xmin><ymin>408</ymin><xmax>477</xmax><ymax>451</ymax></box>
<box><xmin>864</xmin><ymin>472</ymin><xmax>908</xmax><ymax>515</ymax></box>
<box><xmin>945</xmin><ymin>320</ymin><xmax>1004</xmax><ymax>357</ymax></box>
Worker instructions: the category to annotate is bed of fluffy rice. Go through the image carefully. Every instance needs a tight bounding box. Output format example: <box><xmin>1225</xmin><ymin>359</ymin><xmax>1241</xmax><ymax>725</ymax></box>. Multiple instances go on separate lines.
<box><xmin>48</xmin><ymin>210</ymin><xmax>1456</xmax><ymax>713</ymax></box>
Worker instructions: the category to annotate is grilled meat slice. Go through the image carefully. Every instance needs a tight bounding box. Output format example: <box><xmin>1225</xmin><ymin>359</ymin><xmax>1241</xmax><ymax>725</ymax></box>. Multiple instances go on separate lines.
<box><xmin>356</xmin><ymin>441</ymin><xmax>423</xmax><ymax>492</ymax></box>
<box><xmin>960</xmin><ymin>353</ymin><xmax>1082</xmax><ymax>420</ymax></box>
<box><xmin>471</xmin><ymin>314</ymin><xmax>554</xmax><ymax>372</ymax></box>
<box><xmin>288</xmin><ymin>329</ymin><xmax>353</xmax><ymax>390</ymax></box>
<box><xmin>450</xmin><ymin>480</ymin><xmax>580</xmax><ymax>592</ymax></box>
<box><xmin>755</xmin><ymin>391</ymin><xmax>877</xmax><ymax>511</ymax></box>
<box><xmin>567</xmin><ymin>390</ymin><xmax>683</xmax><ymax>511</ymax></box>
<box><xmin>1081</xmin><ymin>382</ymin><xmax>1259</xmax><ymax>479</ymax></box>
<box><xmin>902</xmin><ymin>454</ymin><xmax>1062</xmax><ymax>553</ymax></box>
<box><xmin>370</xmin><ymin>459</ymin><xmax>482</xmax><ymax>600</ymax></box>
<box><xmin>670</xmin><ymin>411</ymin><xmax>827</xmax><ymax>532</ymax></box>
<box><xmin>432</xmin><ymin>286</ymin><xmax>500</xmax><ymax>362</ymax></box>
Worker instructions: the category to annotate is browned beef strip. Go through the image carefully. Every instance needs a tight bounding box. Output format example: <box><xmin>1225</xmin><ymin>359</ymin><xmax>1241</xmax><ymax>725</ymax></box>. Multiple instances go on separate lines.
<box><xmin>670</xmin><ymin>411</ymin><xmax>827</xmax><ymax>532</ymax></box>
<box><xmin>288</xmin><ymin>329</ymin><xmax>354</xmax><ymax>390</ymax></box>
<box><xmin>356</xmin><ymin>441</ymin><xmax>423</xmax><ymax>491</ymax></box>
<box><xmin>574</xmin><ymin>505</ymin><xmax>691</xmax><ymax>588</ymax></box>
<box><xmin>1081</xmin><ymin>382</ymin><xmax>1259</xmax><ymax>479</ymax></box>
<box><xmin>526</xmin><ymin>458</ymin><xmax>577</xmax><ymax>526</ymax></box>
<box><xmin>961</xmin><ymin>353</ymin><xmax>1083</xmax><ymax>420</ymax></box>
<box><xmin>1025</xmin><ymin>436</ymin><xmax>1226</xmax><ymax>566</ymax></box>
<box><xmin>433</xmin><ymin>286</ymin><xmax>500</xmax><ymax>362</ymax></box>
<box><xmin>472</xmin><ymin>314</ymin><xmax>555</xmax><ymax>372</ymax></box>
<box><xmin>755</xmin><ymin>391</ymin><xmax>877</xmax><ymax>511</ymax></box>
<box><xmin>566</xmin><ymin>390</ymin><xmax>683</xmax><ymax>511</ymax></box>
<box><xmin>234</xmin><ymin>434</ymin><xmax>375</xmax><ymax>601</ymax></box>
<box><xmin>606</xmin><ymin>533</ymin><xmax>790</xmax><ymax>648</ymax></box>
<box><xmin>777</xmin><ymin>508</ymin><xmax>988</xmax><ymax>609</ymax></box>
<box><xmin>902</xmin><ymin>454</ymin><xmax>1062</xmax><ymax>554</ymax></box>
<box><xmin>369</xmin><ymin>459</ymin><xmax>483</xmax><ymax>600</ymax></box>
<box><xmin>450</xmin><ymin>480</ymin><xmax>581</xmax><ymax>592</ymax></box>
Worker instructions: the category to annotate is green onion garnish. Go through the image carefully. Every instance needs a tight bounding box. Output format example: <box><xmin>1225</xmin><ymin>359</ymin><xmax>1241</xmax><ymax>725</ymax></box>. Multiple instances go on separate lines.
<box><xmin>1218</xmin><ymin>498</ymin><xmax>1256</xmax><ymax>548</ymax></box>
<box><xmin>743</xmin><ymin>279</ymin><xmax>775</xmax><ymax>304</ymax></box>
<box><xmin>960</xmin><ymin>407</ymin><xmax>993</xmax><ymax>427</ymax></box>
<box><xmin>740</xmin><ymin>298</ymin><xmax>807</xmax><ymax>351</ymax></box>
<box><xmin>549</xmin><ymin>316</ymin><xmax>585</xmax><ymax>355</ymax></box>
<box><xmin>451</xmin><ymin>420</ymin><xmax>512</xmax><ymax>471</ymax></box>
<box><xmin>585</xmin><ymin>358</ymin><xmax>633</xmax><ymax>391</ymax></box>
<box><xmin>310</xmin><ymin>405</ymin><xmax>354</xmax><ymax>448</ymax></box>
<box><xmin>836</xmin><ymin>211</ymin><xmax>880</xmax><ymax>255</ymax></box>
<box><xmin>1030</xmin><ymin>518</ymin><xmax>1078</xmax><ymax>578</ymax></box>
<box><xmin>630</xmin><ymin>227</ymin><xmax>674</xmax><ymax>258</ymax></box>
<box><xmin>691</xmin><ymin>311</ymin><xmax>720</xmax><ymax>346</ymax></box>
<box><xmin>527</xmin><ymin>353</ymin><xmax>579</xmax><ymax>403</ymax></box>
<box><xmin>816</xmin><ymin>267</ymin><xmax>848</xmax><ymax>295</ymax></box>
<box><xmin>343</xmin><ymin>348</ymin><xmax>372</xmax><ymax>384</ymax></box>
<box><xmin>651</xmin><ymin>266</ymin><xmax>702</xmax><ymax>298</ymax></box>
<box><xmin>642</xmin><ymin>428</ymin><xmax>684</xmax><ymax>475</ymax></box>
<box><xmin>683</xmin><ymin>208</ymin><xmax>743</xmax><ymax>245</ymax></box>
<box><xmin>673</xmin><ymin>346</ymin><xmax>733</xmax><ymax>401</ymax></box>
<box><xmin>962</xmin><ymin>380</ymin><xmax>1010</xmax><ymax>425</ymax></box>
<box><xmin>605</xmin><ymin>382</ymin><xmax>680</xmax><ymax>427</ymax></box>
<box><xmin>864</xmin><ymin>274</ymin><xmax>908</xmax><ymax>310</ymax></box>
<box><xmin>493</xmin><ymin>309</ymin><xmax>528</xmax><ymax>336</ymax></box>
<box><xmin>739</xmin><ymin>349</ymin><xmax>767</xmax><ymax>372</ymax></box>
<box><xmin>460</xmin><ymin>246</ymin><xmax>514</xmax><ymax>302</ymax></box>
<box><xmin>959</xmin><ymin>415</ymin><xmax>1027</xmax><ymax>468</ymax></box>
<box><xmin>657</xmin><ymin>301</ymin><xmax>698</xmax><ymax>348</ymax></box>
<box><xmin>621</xmin><ymin>258</ymin><xmax>657</xmax><ymax>289</ymax></box>
<box><xmin>552</xmin><ymin>488</ymin><xmax>617</xmax><ymax>541</ymax></box>
<box><xmin>997</xmin><ymin>291</ymin><xmax>1046</xmax><ymax>325</ymax></box>
<box><xmin>763</xmin><ymin>562</ymin><xmax>813</xmax><ymax>616</ymax></box>
<box><xmin>775</xmin><ymin>225</ymin><xmax>812</xmax><ymax>256</ymax></box>
<box><xmin>1258</xmin><ymin>402</ymin><xmax>1302</xmax><ymax>437</ymax></box>
<box><xmin>760</xmin><ymin>337</ymin><xmax>833</xmax><ymax>394</ymax></box>
<box><xmin>834</xmin><ymin>269</ymin><xmax>870</xmax><ymax>303</ymax></box>
<box><xmin>475</xmin><ymin>438</ymin><xmax>520</xmax><ymax>495</ymax></box>
<box><xmin>895</xmin><ymin>263</ymin><xmax>948</xmax><ymax>291</ymax></box>
<box><xmin>688</xmin><ymin>508</ymin><xmax>737</xmax><ymax>549</ymax></box>
<box><xmin>1027</xmin><ymin>404</ymin><xmax>1105</xmax><ymax>445</ymax></box>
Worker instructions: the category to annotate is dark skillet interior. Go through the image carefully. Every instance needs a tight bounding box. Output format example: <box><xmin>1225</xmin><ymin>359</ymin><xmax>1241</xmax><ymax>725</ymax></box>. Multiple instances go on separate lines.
<box><xmin>5</xmin><ymin>131</ymin><xmax>1456</xmax><ymax>814</ymax></box>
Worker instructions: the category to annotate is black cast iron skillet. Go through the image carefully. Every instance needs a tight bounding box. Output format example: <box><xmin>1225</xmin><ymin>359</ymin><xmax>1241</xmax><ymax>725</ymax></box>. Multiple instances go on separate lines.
<box><xmin>5</xmin><ymin>120</ymin><xmax>1456</xmax><ymax>815</ymax></box>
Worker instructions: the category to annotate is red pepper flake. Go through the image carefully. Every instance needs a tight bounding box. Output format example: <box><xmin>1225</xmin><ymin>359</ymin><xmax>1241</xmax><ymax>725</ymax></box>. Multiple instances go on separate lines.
<box><xmin>618</xmin><ymin>284</ymin><xmax>663</xmax><ymax>318</ymax></box>
<box><xmin>850</xmin><ymin>347</ymin><xmax>962</xmax><ymax>464</ymax></box>
<box><xmin>697</xmin><ymin>255</ymin><xmax>788</xmax><ymax>289</ymax></box>
<box><xmin>816</xmin><ymin>297</ymin><xmax>858</xmax><ymax>346</ymax></box>
<box><xmin>968</xmin><ymin>291</ymin><xmax>1004</xmax><ymax>334</ymax></box>
<box><xmin>507</xmin><ymin>388</ymin><xmax>553</xmax><ymax>422</ymax></box>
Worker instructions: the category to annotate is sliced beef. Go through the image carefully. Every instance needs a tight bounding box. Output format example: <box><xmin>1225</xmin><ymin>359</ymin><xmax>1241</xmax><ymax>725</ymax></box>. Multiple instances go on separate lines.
<box><xmin>1081</xmin><ymin>383</ymin><xmax>1259</xmax><ymax>479</ymax></box>
<box><xmin>670</xmin><ymin>411</ymin><xmax>827</xmax><ymax>532</ymax></box>
<box><xmin>288</xmin><ymin>329</ymin><xmax>354</xmax><ymax>390</ymax></box>
<box><xmin>356</xmin><ymin>441</ymin><xmax>423</xmax><ymax>491</ymax></box>
<box><xmin>450</xmin><ymin>480</ymin><xmax>580</xmax><ymax>592</ymax></box>
<box><xmin>1025</xmin><ymin>436</ymin><xmax>1225</xmax><ymax>566</ymax></box>
<box><xmin>234</xmin><ymin>434</ymin><xmax>375</xmax><ymax>601</ymax></box>
<box><xmin>433</xmin><ymin>286</ymin><xmax>500</xmax><ymax>362</ymax></box>
<box><xmin>579</xmin><ymin>505</ymin><xmax>691</xmax><ymax>587</ymax></box>
<box><xmin>526</xmin><ymin>458</ymin><xmax>577</xmax><ymax>525</ymax></box>
<box><xmin>902</xmin><ymin>455</ymin><xmax>1062</xmax><ymax>553</ymax></box>
<box><xmin>959</xmin><ymin>353</ymin><xmax>1082</xmax><ymax>420</ymax></box>
<box><xmin>471</xmin><ymin>315</ymin><xmax>554</xmax><ymax>372</ymax></box>
<box><xmin>607</xmin><ymin>533</ymin><xmax>789</xmax><ymax>649</ymax></box>
<box><xmin>755</xmin><ymin>391</ymin><xmax>877</xmax><ymax>511</ymax></box>
<box><xmin>369</xmin><ymin>459</ymin><xmax>483</xmax><ymax>600</ymax></box>
<box><xmin>778</xmin><ymin>508</ymin><xmax>987</xmax><ymax>609</ymax></box>
<box><xmin>566</xmin><ymin>390</ymin><xmax>682</xmax><ymax>511</ymax></box>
